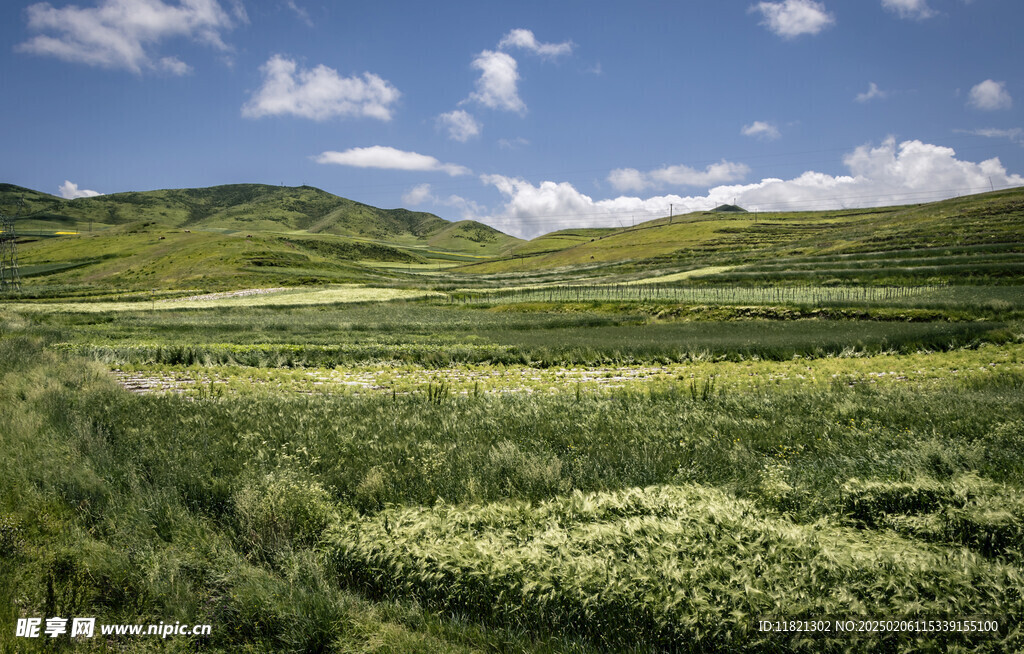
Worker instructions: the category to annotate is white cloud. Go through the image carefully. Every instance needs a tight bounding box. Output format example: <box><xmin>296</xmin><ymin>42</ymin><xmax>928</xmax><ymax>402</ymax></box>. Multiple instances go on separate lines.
<box><xmin>855</xmin><ymin>82</ymin><xmax>888</xmax><ymax>103</ymax></box>
<box><xmin>285</xmin><ymin>0</ymin><xmax>313</xmax><ymax>27</ymax></box>
<box><xmin>460</xmin><ymin>28</ymin><xmax>572</xmax><ymax>116</ymax></box>
<box><xmin>607</xmin><ymin>161</ymin><xmax>750</xmax><ymax>192</ymax></box>
<box><xmin>498</xmin><ymin>28</ymin><xmax>573</xmax><ymax>58</ymax></box>
<box><xmin>400</xmin><ymin>183</ymin><xmax>484</xmax><ymax>219</ymax></box>
<box><xmin>498</xmin><ymin>137</ymin><xmax>530</xmax><ymax>150</ymax></box>
<box><xmin>955</xmin><ymin>127</ymin><xmax>1024</xmax><ymax>146</ymax></box>
<box><xmin>478</xmin><ymin>138</ymin><xmax>1024</xmax><ymax>238</ymax></box>
<box><xmin>467</xmin><ymin>50</ymin><xmax>525</xmax><ymax>114</ymax></box>
<box><xmin>16</xmin><ymin>0</ymin><xmax>239</xmax><ymax>74</ymax></box>
<box><xmin>881</xmin><ymin>0</ymin><xmax>935</xmax><ymax>19</ymax></box>
<box><xmin>741</xmin><ymin>121</ymin><xmax>782</xmax><ymax>140</ymax></box>
<box><xmin>314</xmin><ymin>146</ymin><xmax>471</xmax><ymax>176</ymax></box>
<box><xmin>158</xmin><ymin>56</ymin><xmax>190</xmax><ymax>75</ymax></box>
<box><xmin>402</xmin><ymin>183</ymin><xmax>434</xmax><ymax>205</ymax></box>
<box><xmin>438</xmin><ymin>194</ymin><xmax>487</xmax><ymax>220</ymax></box>
<box><xmin>59</xmin><ymin>180</ymin><xmax>101</xmax><ymax>199</ymax></box>
<box><xmin>242</xmin><ymin>55</ymin><xmax>400</xmax><ymax>121</ymax></box>
<box><xmin>606</xmin><ymin>169</ymin><xmax>651</xmax><ymax>193</ymax></box>
<box><xmin>750</xmin><ymin>0</ymin><xmax>835</xmax><ymax>38</ymax></box>
<box><xmin>437</xmin><ymin>110</ymin><xmax>482</xmax><ymax>142</ymax></box>
<box><xmin>968</xmin><ymin>80</ymin><xmax>1012</xmax><ymax>111</ymax></box>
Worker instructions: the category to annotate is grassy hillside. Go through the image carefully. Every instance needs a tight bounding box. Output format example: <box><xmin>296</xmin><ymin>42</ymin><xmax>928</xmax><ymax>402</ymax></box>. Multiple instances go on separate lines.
<box><xmin>1</xmin><ymin>183</ymin><xmax>521</xmax><ymax>251</ymax></box>
<box><xmin>15</xmin><ymin>227</ymin><xmax>431</xmax><ymax>292</ymax></box>
<box><xmin>508</xmin><ymin>228</ymin><xmax>619</xmax><ymax>257</ymax></box>
<box><xmin>2</xmin><ymin>182</ymin><xmax>523</xmax><ymax>291</ymax></box>
<box><xmin>456</xmin><ymin>189</ymin><xmax>1024</xmax><ymax>283</ymax></box>
<box><xmin>6</xmin><ymin>184</ymin><xmax>1024</xmax><ymax>292</ymax></box>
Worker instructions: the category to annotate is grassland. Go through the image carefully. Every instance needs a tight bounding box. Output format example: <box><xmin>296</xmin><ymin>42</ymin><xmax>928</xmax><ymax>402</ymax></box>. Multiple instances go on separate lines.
<box><xmin>3</xmin><ymin>325</ymin><xmax>1023</xmax><ymax>652</ymax></box>
<box><xmin>2</xmin><ymin>186</ymin><xmax>1024</xmax><ymax>652</ymax></box>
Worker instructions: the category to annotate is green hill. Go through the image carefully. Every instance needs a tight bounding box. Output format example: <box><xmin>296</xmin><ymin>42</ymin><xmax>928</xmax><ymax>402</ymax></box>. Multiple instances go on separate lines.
<box><xmin>6</xmin><ymin>183</ymin><xmax>1023</xmax><ymax>291</ymax></box>
<box><xmin>1</xmin><ymin>182</ymin><xmax>522</xmax><ymax>291</ymax></box>
<box><xmin>0</xmin><ymin>183</ymin><xmax>521</xmax><ymax>253</ymax></box>
<box><xmin>455</xmin><ymin>188</ymin><xmax>1024</xmax><ymax>284</ymax></box>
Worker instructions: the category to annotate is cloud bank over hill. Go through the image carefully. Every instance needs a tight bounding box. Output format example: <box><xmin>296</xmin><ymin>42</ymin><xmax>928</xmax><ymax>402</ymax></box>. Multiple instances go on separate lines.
<box><xmin>465</xmin><ymin>138</ymin><xmax>1024</xmax><ymax>239</ymax></box>
<box><xmin>59</xmin><ymin>180</ymin><xmax>101</xmax><ymax>199</ymax></box>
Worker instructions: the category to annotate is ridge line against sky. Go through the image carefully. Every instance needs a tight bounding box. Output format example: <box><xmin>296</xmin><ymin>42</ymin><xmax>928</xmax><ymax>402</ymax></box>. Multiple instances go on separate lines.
<box><xmin>2</xmin><ymin>0</ymin><xmax>1022</xmax><ymax>238</ymax></box>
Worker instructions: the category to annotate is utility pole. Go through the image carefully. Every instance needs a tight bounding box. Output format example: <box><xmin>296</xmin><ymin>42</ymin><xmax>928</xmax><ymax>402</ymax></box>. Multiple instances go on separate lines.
<box><xmin>0</xmin><ymin>198</ymin><xmax>23</xmax><ymax>293</ymax></box>
<box><xmin>669</xmin><ymin>204</ymin><xmax>673</xmax><ymax>224</ymax></box>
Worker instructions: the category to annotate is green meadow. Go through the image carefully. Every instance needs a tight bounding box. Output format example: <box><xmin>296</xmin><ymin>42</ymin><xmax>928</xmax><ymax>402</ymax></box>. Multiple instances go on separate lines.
<box><xmin>2</xmin><ymin>185</ymin><xmax>1024</xmax><ymax>652</ymax></box>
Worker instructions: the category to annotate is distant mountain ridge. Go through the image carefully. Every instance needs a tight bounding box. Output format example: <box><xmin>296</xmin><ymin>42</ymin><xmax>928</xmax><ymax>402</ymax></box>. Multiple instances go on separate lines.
<box><xmin>0</xmin><ymin>182</ymin><xmax>520</xmax><ymax>252</ymax></box>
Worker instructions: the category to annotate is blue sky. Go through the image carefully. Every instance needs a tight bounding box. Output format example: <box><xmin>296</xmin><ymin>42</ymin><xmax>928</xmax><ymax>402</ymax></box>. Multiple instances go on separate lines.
<box><xmin>1</xmin><ymin>0</ymin><xmax>1022</xmax><ymax>238</ymax></box>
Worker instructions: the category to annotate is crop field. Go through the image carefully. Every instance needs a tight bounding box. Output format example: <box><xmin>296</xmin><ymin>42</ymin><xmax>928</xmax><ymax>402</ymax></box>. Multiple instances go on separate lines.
<box><xmin>457</xmin><ymin>283</ymin><xmax>1024</xmax><ymax>308</ymax></box>
<box><xmin>4</xmin><ymin>290</ymin><xmax>1024</xmax><ymax>653</ymax></box>
<box><xmin>97</xmin><ymin>341</ymin><xmax>1024</xmax><ymax>397</ymax></box>
<box><xmin>2</xmin><ymin>189</ymin><xmax>1024</xmax><ymax>653</ymax></box>
<box><xmin>3</xmin><ymin>285</ymin><xmax>442</xmax><ymax>313</ymax></box>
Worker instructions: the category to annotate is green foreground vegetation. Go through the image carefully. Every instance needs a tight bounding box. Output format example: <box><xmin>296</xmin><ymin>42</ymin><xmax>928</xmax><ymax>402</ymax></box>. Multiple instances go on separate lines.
<box><xmin>3</xmin><ymin>300</ymin><xmax>1023</xmax><ymax>653</ymax></box>
<box><xmin>2</xmin><ymin>186</ymin><xmax>1024</xmax><ymax>652</ymax></box>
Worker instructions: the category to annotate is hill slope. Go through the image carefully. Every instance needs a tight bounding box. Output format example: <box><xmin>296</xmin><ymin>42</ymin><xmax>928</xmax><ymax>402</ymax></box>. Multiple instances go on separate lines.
<box><xmin>0</xmin><ymin>183</ymin><xmax>521</xmax><ymax>254</ymax></box>
<box><xmin>2</xmin><ymin>182</ymin><xmax>522</xmax><ymax>292</ymax></box>
<box><xmin>456</xmin><ymin>188</ymin><xmax>1024</xmax><ymax>284</ymax></box>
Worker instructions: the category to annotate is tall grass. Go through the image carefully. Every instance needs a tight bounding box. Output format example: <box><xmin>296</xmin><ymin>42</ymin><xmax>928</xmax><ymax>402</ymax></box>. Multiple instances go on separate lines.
<box><xmin>3</xmin><ymin>313</ymin><xmax>1024</xmax><ymax>651</ymax></box>
<box><xmin>329</xmin><ymin>484</ymin><xmax>1023</xmax><ymax>652</ymax></box>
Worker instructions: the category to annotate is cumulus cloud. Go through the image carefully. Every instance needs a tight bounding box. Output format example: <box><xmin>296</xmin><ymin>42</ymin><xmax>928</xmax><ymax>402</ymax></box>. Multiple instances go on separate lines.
<box><xmin>467</xmin><ymin>50</ymin><xmax>525</xmax><ymax>114</ymax></box>
<box><xmin>314</xmin><ymin>146</ymin><xmax>471</xmax><ymax>176</ymax></box>
<box><xmin>437</xmin><ymin>110</ymin><xmax>482</xmax><ymax>142</ymax></box>
<box><xmin>498</xmin><ymin>28</ymin><xmax>573</xmax><ymax>58</ymax></box>
<box><xmin>59</xmin><ymin>180</ymin><xmax>101</xmax><ymax>199</ymax></box>
<box><xmin>16</xmin><ymin>0</ymin><xmax>240</xmax><ymax>74</ymax></box>
<box><xmin>460</xmin><ymin>28</ymin><xmax>572</xmax><ymax>116</ymax></box>
<box><xmin>741</xmin><ymin>121</ymin><xmax>782</xmax><ymax>140</ymax></box>
<box><xmin>477</xmin><ymin>138</ymin><xmax>1024</xmax><ymax>238</ymax></box>
<box><xmin>400</xmin><ymin>183</ymin><xmax>484</xmax><ymax>219</ymax></box>
<box><xmin>606</xmin><ymin>169</ymin><xmax>650</xmax><ymax>193</ymax></box>
<box><xmin>750</xmin><ymin>0</ymin><xmax>835</xmax><ymax>38</ymax></box>
<box><xmin>608</xmin><ymin>161</ymin><xmax>750</xmax><ymax>192</ymax></box>
<box><xmin>855</xmin><ymin>82</ymin><xmax>888</xmax><ymax>103</ymax></box>
<box><xmin>968</xmin><ymin>80</ymin><xmax>1012</xmax><ymax>111</ymax></box>
<box><xmin>402</xmin><ymin>183</ymin><xmax>434</xmax><ymax>205</ymax></box>
<box><xmin>242</xmin><ymin>55</ymin><xmax>400</xmax><ymax>121</ymax></box>
<box><xmin>881</xmin><ymin>0</ymin><xmax>934</xmax><ymax>19</ymax></box>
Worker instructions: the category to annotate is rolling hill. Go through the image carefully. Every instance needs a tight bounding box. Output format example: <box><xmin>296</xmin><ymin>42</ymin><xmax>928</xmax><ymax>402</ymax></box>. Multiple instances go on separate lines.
<box><xmin>4</xmin><ymin>183</ymin><xmax>1023</xmax><ymax>292</ymax></box>
<box><xmin>1</xmin><ymin>183</ymin><xmax>521</xmax><ymax>291</ymax></box>
<box><xmin>0</xmin><ymin>182</ymin><xmax>520</xmax><ymax>253</ymax></box>
<box><xmin>455</xmin><ymin>188</ymin><xmax>1024</xmax><ymax>285</ymax></box>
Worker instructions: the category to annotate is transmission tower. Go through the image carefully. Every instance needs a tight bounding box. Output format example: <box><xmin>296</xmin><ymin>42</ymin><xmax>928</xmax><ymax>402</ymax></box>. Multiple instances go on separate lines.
<box><xmin>0</xmin><ymin>198</ymin><xmax>23</xmax><ymax>293</ymax></box>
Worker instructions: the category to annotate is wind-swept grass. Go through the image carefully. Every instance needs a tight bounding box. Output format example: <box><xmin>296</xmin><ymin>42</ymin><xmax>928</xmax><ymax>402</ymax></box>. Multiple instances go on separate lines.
<box><xmin>329</xmin><ymin>484</ymin><xmax>1023</xmax><ymax>652</ymax></box>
